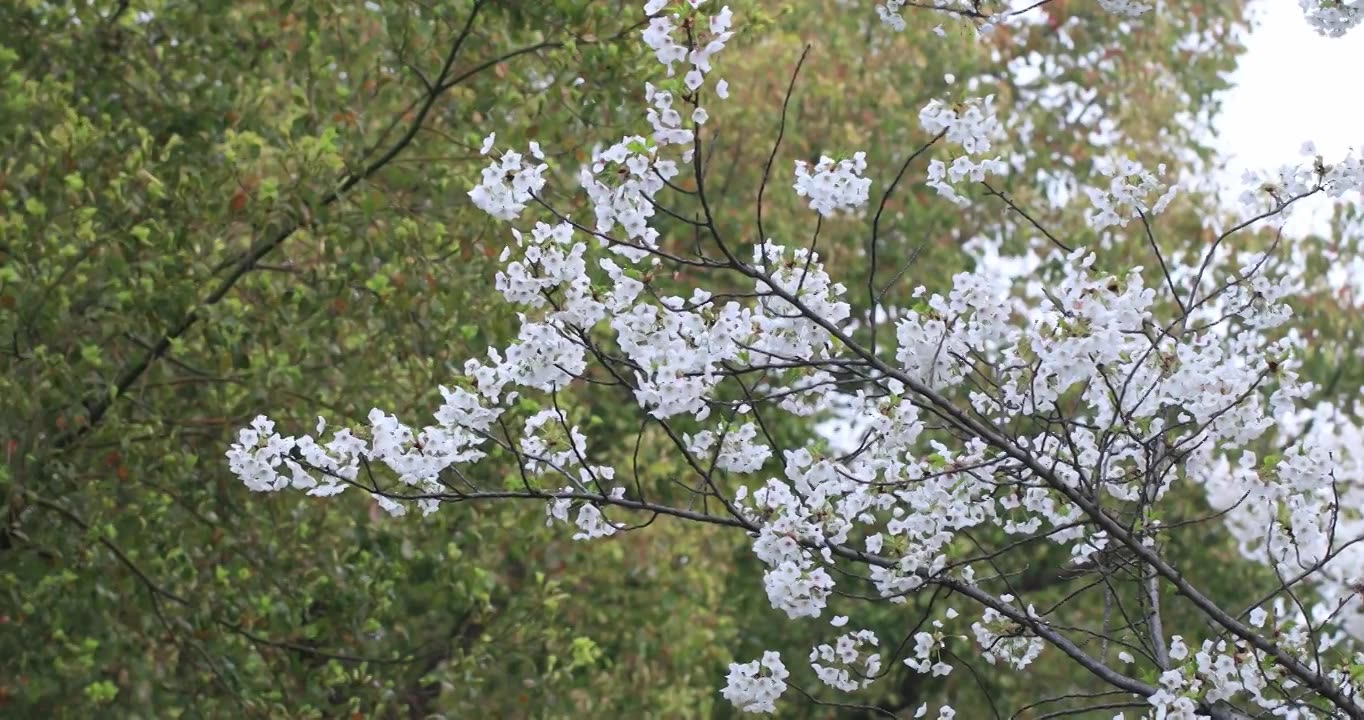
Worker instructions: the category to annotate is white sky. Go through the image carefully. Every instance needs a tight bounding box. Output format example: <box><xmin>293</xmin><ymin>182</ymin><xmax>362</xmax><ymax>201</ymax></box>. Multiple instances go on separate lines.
<box><xmin>1212</xmin><ymin>0</ymin><xmax>1364</xmax><ymax>236</ymax></box>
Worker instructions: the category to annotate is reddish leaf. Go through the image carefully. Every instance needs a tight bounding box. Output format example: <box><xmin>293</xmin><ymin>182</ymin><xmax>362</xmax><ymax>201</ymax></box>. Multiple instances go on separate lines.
<box><xmin>230</xmin><ymin>189</ymin><xmax>249</xmax><ymax>213</ymax></box>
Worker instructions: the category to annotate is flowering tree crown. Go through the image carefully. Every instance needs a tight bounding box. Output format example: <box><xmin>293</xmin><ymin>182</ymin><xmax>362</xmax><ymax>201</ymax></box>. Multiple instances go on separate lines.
<box><xmin>228</xmin><ymin>1</ymin><xmax>1364</xmax><ymax>716</ymax></box>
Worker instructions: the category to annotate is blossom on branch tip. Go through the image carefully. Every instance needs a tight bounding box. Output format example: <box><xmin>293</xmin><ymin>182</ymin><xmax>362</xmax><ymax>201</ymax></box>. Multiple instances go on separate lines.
<box><xmin>810</xmin><ymin>629</ymin><xmax>881</xmax><ymax>691</ymax></box>
<box><xmin>469</xmin><ymin>138</ymin><xmax>548</xmax><ymax>221</ymax></box>
<box><xmin>722</xmin><ymin>651</ymin><xmax>789</xmax><ymax>714</ymax></box>
<box><xmin>793</xmin><ymin>152</ymin><xmax>872</xmax><ymax>217</ymax></box>
<box><xmin>1299</xmin><ymin>0</ymin><xmax>1364</xmax><ymax>37</ymax></box>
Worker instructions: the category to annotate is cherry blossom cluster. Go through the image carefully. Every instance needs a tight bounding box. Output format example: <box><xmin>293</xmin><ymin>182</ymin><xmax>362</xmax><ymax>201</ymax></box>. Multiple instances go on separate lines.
<box><xmin>721</xmin><ymin>651</ymin><xmax>789</xmax><ymax>714</ymax></box>
<box><xmin>547</xmin><ymin>486</ymin><xmax>627</xmax><ymax>540</ymax></box>
<box><xmin>1201</xmin><ymin>400</ymin><xmax>1364</xmax><ymax>643</ymax></box>
<box><xmin>874</xmin><ymin>0</ymin><xmax>908</xmax><ymax>32</ymax></box>
<box><xmin>792</xmin><ymin>153</ymin><xmax>872</xmax><ymax>217</ymax></box>
<box><xmin>1236</xmin><ymin>141</ymin><xmax>1364</xmax><ymax>220</ymax></box>
<box><xmin>738</xmin><ymin>474</ymin><xmax>839</xmax><ymax>619</ymax></box>
<box><xmin>579</xmin><ymin>133</ymin><xmax>678</xmax><ymax>263</ymax></box>
<box><xmin>468</xmin><ymin>134</ymin><xmax>548</xmax><ymax>221</ymax></box>
<box><xmin>1130</xmin><ymin>602</ymin><xmax>1364</xmax><ymax>719</ymax></box>
<box><xmin>1082</xmin><ymin>156</ymin><xmax>1179</xmax><ymax>231</ymax></box>
<box><xmin>643</xmin><ymin>0</ymin><xmax>734</xmax><ymax>93</ymax></box>
<box><xmin>1299</xmin><ymin>0</ymin><xmax>1364</xmax><ymax>37</ymax></box>
<box><xmin>685</xmin><ymin>422</ymin><xmax>773</xmax><ymax>473</ymax></box>
<box><xmin>919</xmin><ymin>96</ymin><xmax>1008</xmax><ymax>206</ymax></box>
<box><xmin>809</xmin><ymin>626</ymin><xmax>882</xmax><ymax>691</ymax></box>
<box><xmin>1098</xmin><ymin>0</ymin><xmax>1154</xmax><ymax>17</ymax></box>
<box><xmin>971</xmin><ymin>597</ymin><xmax>1045</xmax><ymax>670</ymax></box>
<box><xmin>227</xmin><ymin>392</ymin><xmax>496</xmax><ymax>518</ymax></box>
<box><xmin>904</xmin><ymin>611</ymin><xmax>958</xmax><ymax>677</ymax></box>
<box><xmin>873</xmin><ymin>0</ymin><xmax>1000</xmax><ymax>34</ymax></box>
<box><xmin>572</xmin><ymin>4</ymin><xmax>733</xmax><ymax>264</ymax></box>
<box><xmin>495</xmin><ymin>220</ymin><xmax>586</xmax><ymax>308</ymax></box>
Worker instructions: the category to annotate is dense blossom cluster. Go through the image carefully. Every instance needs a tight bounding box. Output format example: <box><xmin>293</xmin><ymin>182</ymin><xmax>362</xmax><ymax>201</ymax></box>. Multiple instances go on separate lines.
<box><xmin>919</xmin><ymin>96</ymin><xmax>1008</xmax><ymax>206</ymax></box>
<box><xmin>1097</xmin><ymin>0</ymin><xmax>1154</xmax><ymax>17</ymax></box>
<box><xmin>874</xmin><ymin>0</ymin><xmax>908</xmax><ymax>32</ymax></box>
<box><xmin>227</xmin><ymin>1</ymin><xmax>1364</xmax><ymax>717</ymax></box>
<box><xmin>1299</xmin><ymin>0</ymin><xmax>1364</xmax><ymax>36</ymax></box>
<box><xmin>685</xmin><ymin>422</ymin><xmax>773</xmax><ymax>473</ymax></box>
<box><xmin>793</xmin><ymin>153</ymin><xmax>872</xmax><ymax>217</ymax></box>
<box><xmin>467</xmin><ymin>135</ymin><xmax>548</xmax><ymax>221</ymax></box>
<box><xmin>722</xmin><ymin>651</ymin><xmax>789</xmax><ymax>713</ymax></box>
<box><xmin>1083</xmin><ymin>156</ymin><xmax>1179</xmax><ymax>231</ymax></box>
<box><xmin>874</xmin><ymin>0</ymin><xmax>1012</xmax><ymax>33</ymax></box>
